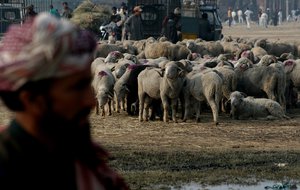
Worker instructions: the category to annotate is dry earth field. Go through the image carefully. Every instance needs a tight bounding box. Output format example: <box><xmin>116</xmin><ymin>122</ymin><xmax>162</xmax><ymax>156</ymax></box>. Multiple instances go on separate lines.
<box><xmin>1</xmin><ymin>22</ymin><xmax>300</xmax><ymax>189</ymax></box>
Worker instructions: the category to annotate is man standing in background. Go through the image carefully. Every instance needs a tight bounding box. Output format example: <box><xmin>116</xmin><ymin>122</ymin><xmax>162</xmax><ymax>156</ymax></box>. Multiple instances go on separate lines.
<box><xmin>124</xmin><ymin>6</ymin><xmax>143</xmax><ymax>40</ymax></box>
<box><xmin>61</xmin><ymin>2</ymin><xmax>72</xmax><ymax>19</ymax></box>
<box><xmin>227</xmin><ymin>7</ymin><xmax>233</xmax><ymax>27</ymax></box>
<box><xmin>244</xmin><ymin>7</ymin><xmax>253</xmax><ymax>29</ymax></box>
<box><xmin>237</xmin><ymin>9</ymin><xmax>243</xmax><ymax>24</ymax></box>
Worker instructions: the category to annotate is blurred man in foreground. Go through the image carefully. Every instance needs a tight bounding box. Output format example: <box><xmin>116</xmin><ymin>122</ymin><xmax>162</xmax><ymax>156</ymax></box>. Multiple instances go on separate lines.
<box><xmin>0</xmin><ymin>13</ymin><xmax>128</xmax><ymax>190</ymax></box>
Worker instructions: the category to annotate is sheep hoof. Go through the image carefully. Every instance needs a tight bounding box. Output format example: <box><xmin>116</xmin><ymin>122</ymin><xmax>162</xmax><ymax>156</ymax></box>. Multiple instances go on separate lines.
<box><xmin>196</xmin><ymin>118</ymin><xmax>200</xmax><ymax>123</ymax></box>
<box><xmin>182</xmin><ymin>119</ymin><xmax>187</xmax><ymax>122</ymax></box>
<box><xmin>214</xmin><ymin>122</ymin><xmax>219</xmax><ymax>126</ymax></box>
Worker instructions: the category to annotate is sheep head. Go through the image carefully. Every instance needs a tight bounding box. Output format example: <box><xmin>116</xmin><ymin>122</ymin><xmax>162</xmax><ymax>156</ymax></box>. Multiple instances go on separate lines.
<box><xmin>234</xmin><ymin>57</ymin><xmax>253</xmax><ymax>71</ymax></box>
<box><xmin>165</xmin><ymin>61</ymin><xmax>185</xmax><ymax>79</ymax></box>
<box><xmin>283</xmin><ymin>59</ymin><xmax>296</xmax><ymax>74</ymax></box>
<box><xmin>230</xmin><ymin>91</ymin><xmax>247</xmax><ymax>108</ymax></box>
<box><xmin>258</xmin><ymin>55</ymin><xmax>277</xmax><ymax>66</ymax></box>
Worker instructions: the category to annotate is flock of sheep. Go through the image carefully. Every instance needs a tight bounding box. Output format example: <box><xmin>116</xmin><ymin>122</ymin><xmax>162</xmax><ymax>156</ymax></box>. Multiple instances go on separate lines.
<box><xmin>91</xmin><ymin>35</ymin><xmax>300</xmax><ymax>125</ymax></box>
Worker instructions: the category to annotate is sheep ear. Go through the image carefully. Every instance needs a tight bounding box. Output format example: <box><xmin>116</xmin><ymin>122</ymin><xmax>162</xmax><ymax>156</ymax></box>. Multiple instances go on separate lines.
<box><xmin>225</xmin><ymin>99</ymin><xmax>231</xmax><ymax>104</ymax></box>
<box><xmin>187</xmin><ymin>53</ymin><xmax>193</xmax><ymax>60</ymax></box>
<box><xmin>241</xmin><ymin>92</ymin><xmax>247</xmax><ymax>97</ymax></box>
<box><xmin>178</xmin><ymin>69</ymin><xmax>185</xmax><ymax>77</ymax></box>
<box><xmin>154</xmin><ymin>69</ymin><xmax>164</xmax><ymax>77</ymax></box>
<box><xmin>107</xmin><ymin>91</ymin><xmax>114</xmax><ymax>99</ymax></box>
<box><xmin>284</xmin><ymin>60</ymin><xmax>296</xmax><ymax>73</ymax></box>
<box><xmin>122</xmin><ymin>84</ymin><xmax>130</xmax><ymax>92</ymax></box>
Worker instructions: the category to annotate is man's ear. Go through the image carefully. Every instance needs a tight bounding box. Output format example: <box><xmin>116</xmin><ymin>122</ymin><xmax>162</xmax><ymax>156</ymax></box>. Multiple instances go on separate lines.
<box><xmin>19</xmin><ymin>91</ymin><xmax>46</xmax><ymax>115</ymax></box>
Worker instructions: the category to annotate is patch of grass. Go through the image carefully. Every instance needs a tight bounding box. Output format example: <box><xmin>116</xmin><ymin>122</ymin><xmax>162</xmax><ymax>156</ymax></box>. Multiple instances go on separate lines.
<box><xmin>106</xmin><ymin>147</ymin><xmax>300</xmax><ymax>189</ymax></box>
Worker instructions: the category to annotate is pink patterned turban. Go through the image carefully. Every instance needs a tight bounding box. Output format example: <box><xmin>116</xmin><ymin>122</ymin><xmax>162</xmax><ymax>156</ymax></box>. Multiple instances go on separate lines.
<box><xmin>0</xmin><ymin>13</ymin><xmax>97</xmax><ymax>92</ymax></box>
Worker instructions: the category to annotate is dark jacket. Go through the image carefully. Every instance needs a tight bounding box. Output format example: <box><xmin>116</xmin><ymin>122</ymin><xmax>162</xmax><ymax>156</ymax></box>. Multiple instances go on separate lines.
<box><xmin>124</xmin><ymin>14</ymin><xmax>143</xmax><ymax>40</ymax></box>
<box><xmin>0</xmin><ymin>120</ymin><xmax>128</xmax><ymax>190</ymax></box>
<box><xmin>165</xmin><ymin>18</ymin><xmax>178</xmax><ymax>43</ymax></box>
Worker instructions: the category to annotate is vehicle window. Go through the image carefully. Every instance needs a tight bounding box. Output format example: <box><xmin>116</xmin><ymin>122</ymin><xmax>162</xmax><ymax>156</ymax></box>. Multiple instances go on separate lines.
<box><xmin>4</xmin><ymin>11</ymin><xmax>16</xmax><ymax>20</ymax></box>
<box><xmin>206</xmin><ymin>12</ymin><xmax>214</xmax><ymax>23</ymax></box>
<box><xmin>141</xmin><ymin>6</ymin><xmax>158</xmax><ymax>26</ymax></box>
<box><xmin>199</xmin><ymin>11</ymin><xmax>214</xmax><ymax>24</ymax></box>
<box><xmin>182</xmin><ymin>4</ymin><xmax>197</xmax><ymax>17</ymax></box>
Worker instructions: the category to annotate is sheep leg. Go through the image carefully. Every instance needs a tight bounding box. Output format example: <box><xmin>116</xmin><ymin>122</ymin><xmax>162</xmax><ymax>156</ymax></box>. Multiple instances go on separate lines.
<box><xmin>171</xmin><ymin>99</ymin><xmax>178</xmax><ymax>123</ymax></box>
<box><xmin>108</xmin><ymin>100</ymin><xmax>112</xmax><ymax>116</ymax></box>
<box><xmin>161</xmin><ymin>96</ymin><xmax>169</xmax><ymax>122</ymax></box>
<box><xmin>279</xmin><ymin>94</ymin><xmax>286</xmax><ymax>112</ymax></box>
<box><xmin>265</xmin><ymin>90</ymin><xmax>276</xmax><ymax>102</ymax></box>
<box><xmin>101</xmin><ymin>105</ymin><xmax>105</xmax><ymax>117</ymax></box>
<box><xmin>96</xmin><ymin>98</ymin><xmax>100</xmax><ymax>115</ymax></box>
<box><xmin>112</xmin><ymin>96</ymin><xmax>116</xmax><ymax>112</ymax></box>
<box><xmin>195</xmin><ymin>101</ymin><xmax>201</xmax><ymax>123</ymax></box>
<box><xmin>144</xmin><ymin>97</ymin><xmax>152</xmax><ymax>121</ymax></box>
<box><xmin>138</xmin><ymin>93</ymin><xmax>145</xmax><ymax>122</ymax></box>
<box><xmin>207</xmin><ymin>98</ymin><xmax>219</xmax><ymax>125</ymax></box>
<box><xmin>116</xmin><ymin>96</ymin><xmax>121</xmax><ymax>113</ymax></box>
<box><xmin>179</xmin><ymin>92</ymin><xmax>185</xmax><ymax>120</ymax></box>
<box><xmin>182</xmin><ymin>96</ymin><xmax>190</xmax><ymax>122</ymax></box>
<box><xmin>221</xmin><ymin>98</ymin><xmax>228</xmax><ymax>113</ymax></box>
<box><xmin>122</xmin><ymin>97</ymin><xmax>126</xmax><ymax>111</ymax></box>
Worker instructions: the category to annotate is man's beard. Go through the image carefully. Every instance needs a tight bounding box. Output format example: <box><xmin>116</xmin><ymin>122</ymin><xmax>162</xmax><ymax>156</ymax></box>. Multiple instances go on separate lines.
<box><xmin>37</xmin><ymin>101</ymin><xmax>94</xmax><ymax>159</ymax></box>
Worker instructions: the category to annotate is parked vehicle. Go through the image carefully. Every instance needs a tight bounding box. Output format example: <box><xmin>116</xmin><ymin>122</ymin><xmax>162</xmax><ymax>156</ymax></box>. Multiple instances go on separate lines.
<box><xmin>181</xmin><ymin>0</ymin><xmax>223</xmax><ymax>41</ymax></box>
<box><xmin>0</xmin><ymin>0</ymin><xmax>53</xmax><ymax>36</ymax></box>
<box><xmin>0</xmin><ymin>5</ymin><xmax>22</xmax><ymax>35</ymax></box>
<box><xmin>127</xmin><ymin>0</ymin><xmax>223</xmax><ymax>41</ymax></box>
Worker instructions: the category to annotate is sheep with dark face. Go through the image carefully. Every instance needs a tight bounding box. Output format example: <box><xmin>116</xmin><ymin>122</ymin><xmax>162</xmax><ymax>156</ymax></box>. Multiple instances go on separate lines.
<box><xmin>114</xmin><ymin>64</ymin><xmax>151</xmax><ymax>114</ymax></box>
<box><xmin>230</xmin><ymin>91</ymin><xmax>289</xmax><ymax>120</ymax></box>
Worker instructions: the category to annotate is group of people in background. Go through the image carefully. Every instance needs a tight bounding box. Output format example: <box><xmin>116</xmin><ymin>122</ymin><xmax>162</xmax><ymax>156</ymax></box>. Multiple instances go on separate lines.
<box><xmin>227</xmin><ymin>6</ymin><xmax>300</xmax><ymax>29</ymax></box>
<box><xmin>24</xmin><ymin>1</ymin><xmax>73</xmax><ymax>21</ymax></box>
<box><xmin>227</xmin><ymin>7</ymin><xmax>253</xmax><ymax>28</ymax></box>
<box><xmin>102</xmin><ymin>3</ymin><xmax>143</xmax><ymax>42</ymax></box>
<box><xmin>104</xmin><ymin>3</ymin><xmax>182</xmax><ymax>44</ymax></box>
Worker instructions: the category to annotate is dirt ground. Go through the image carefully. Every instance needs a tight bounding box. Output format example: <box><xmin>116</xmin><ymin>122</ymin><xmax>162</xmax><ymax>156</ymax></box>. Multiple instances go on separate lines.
<box><xmin>1</xmin><ymin>22</ymin><xmax>300</xmax><ymax>189</ymax></box>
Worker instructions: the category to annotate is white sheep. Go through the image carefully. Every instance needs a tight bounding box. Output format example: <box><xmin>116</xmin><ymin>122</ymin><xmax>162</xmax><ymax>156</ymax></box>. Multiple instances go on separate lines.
<box><xmin>182</xmin><ymin>67</ymin><xmax>223</xmax><ymax>125</ymax></box>
<box><xmin>92</xmin><ymin>65</ymin><xmax>115</xmax><ymax>116</ymax></box>
<box><xmin>138</xmin><ymin>61</ymin><xmax>186</xmax><ymax>122</ymax></box>
<box><xmin>230</xmin><ymin>91</ymin><xmax>290</xmax><ymax>120</ymax></box>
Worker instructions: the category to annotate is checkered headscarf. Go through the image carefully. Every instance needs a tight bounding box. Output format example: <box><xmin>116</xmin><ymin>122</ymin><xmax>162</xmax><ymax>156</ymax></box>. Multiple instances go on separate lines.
<box><xmin>0</xmin><ymin>13</ymin><xmax>97</xmax><ymax>91</ymax></box>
